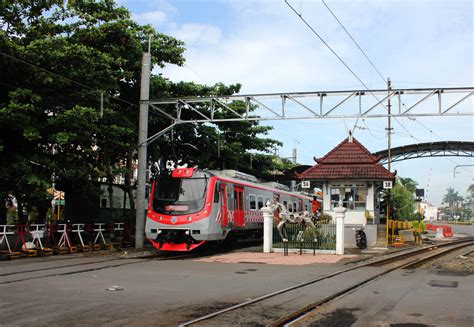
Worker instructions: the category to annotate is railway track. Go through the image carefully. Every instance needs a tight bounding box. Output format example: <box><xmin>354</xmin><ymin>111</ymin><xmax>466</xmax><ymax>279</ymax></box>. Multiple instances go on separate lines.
<box><xmin>0</xmin><ymin>240</ymin><xmax>262</xmax><ymax>285</ymax></box>
<box><xmin>179</xmin><ymin>238</ymin><xmax>474</xmax><ymax>326</ymax></box>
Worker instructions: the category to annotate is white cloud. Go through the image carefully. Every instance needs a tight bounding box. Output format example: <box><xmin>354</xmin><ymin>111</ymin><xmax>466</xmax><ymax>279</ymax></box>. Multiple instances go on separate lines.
<box><xmin>171</xmin><ymin>24</ymin><xmax>223</xmax><ymax>46</ymax></box>
<box><xmin>132</xmin><ymin>10</ymin><xmax>167</xmax><ymax>27</ymax></box>
<box><xmin>151</xmin><ymin>0</ymin><xmax>473</xmax><ymax>206</ymax></box>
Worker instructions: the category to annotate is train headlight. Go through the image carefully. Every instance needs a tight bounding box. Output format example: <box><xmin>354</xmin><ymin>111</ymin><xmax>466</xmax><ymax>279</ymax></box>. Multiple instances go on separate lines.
<box><xmin>159</xmin><ymin>216</ymin><xmax>163</xmax><ymax>221</ymax></box>
<box><xmin>187</xmin><ymin>216</ymin><xmax>193</xmax><ymax>222</ymax></box>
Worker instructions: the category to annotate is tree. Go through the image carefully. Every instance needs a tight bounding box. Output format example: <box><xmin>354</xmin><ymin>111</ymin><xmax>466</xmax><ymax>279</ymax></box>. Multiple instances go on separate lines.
<box><xmin>382</xmin><ymin>177</ymin><xmax>418</xmax><ymax>220</ymax></box>
<box><xmin>0</xmin><ymin>0</ymin><xmax>186</xmax><ymax>222</ymax></box>
<box><xmin>442</xmin><ymin>187</ymin><xmax>463</xmax><ymax>208</ymax></box>
<box><xmin>0</xmin><ymin>0</ymin><xmax>282</xmax><ymax>223</ymax></box>
<box><xmin>467</xmin><ymin>184</ymin><xmax>474</xmax><ymax>199</ymax></box>
<box><xmin>398</xmin><ymin>177</ymin><xmax>418</xmax><ymax>194</ymax></box>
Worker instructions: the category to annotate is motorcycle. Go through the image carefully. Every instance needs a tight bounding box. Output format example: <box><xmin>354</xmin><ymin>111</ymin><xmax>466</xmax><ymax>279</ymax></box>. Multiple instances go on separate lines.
<box><xmin>354</xmin><ymin>224</ymin><xmax>367</xmax><ymax>249</ymax></box>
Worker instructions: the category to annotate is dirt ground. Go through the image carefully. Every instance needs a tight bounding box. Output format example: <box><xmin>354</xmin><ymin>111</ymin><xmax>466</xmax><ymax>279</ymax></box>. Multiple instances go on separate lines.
<box><xmin>418</xmin><ymin>245</ymin><xmax>474</xmax><ymax>273</ymax></box>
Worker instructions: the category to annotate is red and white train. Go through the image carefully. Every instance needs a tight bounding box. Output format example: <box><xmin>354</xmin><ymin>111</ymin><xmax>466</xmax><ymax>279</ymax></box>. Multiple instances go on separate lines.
<box><xmin>145</xmin><ymin>168</ymin><xmax>313</xmax><ymax>251</ymax></box>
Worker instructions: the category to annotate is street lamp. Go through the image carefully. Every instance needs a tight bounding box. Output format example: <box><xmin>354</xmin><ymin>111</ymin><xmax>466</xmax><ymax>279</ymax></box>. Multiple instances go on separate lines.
<box><xmin>453</xmin><ymin>164</ymin><xmax>474</xmax><ymax>178</ymax></box>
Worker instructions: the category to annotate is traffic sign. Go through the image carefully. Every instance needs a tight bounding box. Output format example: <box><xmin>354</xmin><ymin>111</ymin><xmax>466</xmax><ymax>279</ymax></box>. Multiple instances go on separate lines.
<box><xmin>301</xmin><ymin>181</ymin><xmax>310</xmax><ymax>189</ymax></box>
<box><xmin>383</xmin><ymin>181</ymin><xmax>393</xmax><ymax>189</ymax></box>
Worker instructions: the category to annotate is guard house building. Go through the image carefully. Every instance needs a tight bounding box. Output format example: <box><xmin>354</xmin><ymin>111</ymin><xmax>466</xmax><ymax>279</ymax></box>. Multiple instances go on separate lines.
<box><xmin>297</xmin><ymin>135</ymin><xmax>395</xmax><ymax>225</ymax></box>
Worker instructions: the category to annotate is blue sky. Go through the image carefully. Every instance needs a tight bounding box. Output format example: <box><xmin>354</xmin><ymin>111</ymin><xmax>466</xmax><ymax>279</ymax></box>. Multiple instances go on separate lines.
<box><xmin>122</xmin><ymin>0</ymin><xmax>473</xmax><ymax>206</ymax></box>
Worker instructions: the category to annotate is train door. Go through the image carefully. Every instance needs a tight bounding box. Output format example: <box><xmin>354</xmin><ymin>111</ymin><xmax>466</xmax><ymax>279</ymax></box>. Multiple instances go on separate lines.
<box><xmin>234</xmin><ymin>186</ymin><xmax>245</xmax><ymax>227</ymax></box>
<box><xmin>219</xmin><ymin>183</ymin><xmax>228</xmax><ymax>227</ymax></box>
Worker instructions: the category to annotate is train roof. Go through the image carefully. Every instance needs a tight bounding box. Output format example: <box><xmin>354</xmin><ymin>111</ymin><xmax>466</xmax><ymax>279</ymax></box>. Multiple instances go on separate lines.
<box><xmin>206</xmin><ymin>169</ymin><xmax>312</xmax><ymax>200</ymax></box>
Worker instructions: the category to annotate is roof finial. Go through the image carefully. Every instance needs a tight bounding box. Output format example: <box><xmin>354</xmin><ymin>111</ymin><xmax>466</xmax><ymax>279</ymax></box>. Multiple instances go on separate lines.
<box><xmin>348</xmin><ymin>130</ymin><xmax>353</xmax><ymax>143</ymax></box>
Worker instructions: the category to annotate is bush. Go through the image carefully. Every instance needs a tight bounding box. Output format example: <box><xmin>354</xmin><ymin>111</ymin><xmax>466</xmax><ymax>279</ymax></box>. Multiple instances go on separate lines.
<box><xmin>411</xmin><ymin>220</ymin><xmax>426</xmax><ymax>232</ymax></box>
<box><xmin>318</xmin><ymin>213</ymin><xmax>333</xmax><ymax>224</ymax></box>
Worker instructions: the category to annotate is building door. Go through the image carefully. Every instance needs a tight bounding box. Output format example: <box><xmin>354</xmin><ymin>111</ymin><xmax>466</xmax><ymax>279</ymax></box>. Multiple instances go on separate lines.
<box><xmin>234</xmin><ymin>186</ymin><xmax>245</xmax><ymax>227</ymax></box>
<box><xmin>220</xmin><ymin>184</ymin><xmax>228</xmax><ymax>227</ymax></box>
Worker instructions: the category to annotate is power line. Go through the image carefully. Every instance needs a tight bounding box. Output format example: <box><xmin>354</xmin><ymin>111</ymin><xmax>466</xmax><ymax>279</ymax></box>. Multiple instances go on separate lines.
<box><xmin>1</xmin><ymin>50</ymin><xmax>178</xmax><ymax>123</ymax></box>
<box><xmin>285</xmin><ymin>0</ymin><xmax>417</xmax><ymax>144</ymax></box>
<box><xmin>284</xmin><ymin>1</ymin><xmax>373</xmax><ymax>93</ymax></box>
<box><xmin>321</xmin><ymin>0</ymin><xmax>385</xmax><ymax>82</ymax></box>
<box><xmin>318</xmin><ymin>0</ymin><xmax>424</xmax><ymax>144</ymax></box>
<box><xmin>0</xmin><ymin>51</ymin><xmax>139</xmax><ymax>110</ymax></box>
<box><xmin>286</xmin><ymin>0</ymin><xmax>471</xmax><ymax>175</ymax></box>
<box><xmin>320</xmin><ymin>2</ymin><xmax>466</xmax><ymax>149</ymax></box>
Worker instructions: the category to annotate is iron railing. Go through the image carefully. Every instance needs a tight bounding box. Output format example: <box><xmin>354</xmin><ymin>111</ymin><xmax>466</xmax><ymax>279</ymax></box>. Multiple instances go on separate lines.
<box><xmin>273</xmin><ymin>222</ymin><xmax>336</xmax><ymax>252</ymax></box>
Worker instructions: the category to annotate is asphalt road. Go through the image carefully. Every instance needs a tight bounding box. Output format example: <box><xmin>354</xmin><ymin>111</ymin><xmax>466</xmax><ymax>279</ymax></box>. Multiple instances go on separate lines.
<box><xmin>297</xmin><ymin>265</ymin><xmax>474</xmax><ymax>327</ymax></box>
<box><xmin>0</xmin><ymin>256</ymin><xmax>344</xmax><ymax>326</ymax></box>
<box><xmin>446</xmin><ymin>223</ymin><xmax>474</xmax><ymax>236</ymax></box>
<box><xmin>0</xmin><ymin>239</ymin><xmax>472</xmax><ymax>326</ymax></box>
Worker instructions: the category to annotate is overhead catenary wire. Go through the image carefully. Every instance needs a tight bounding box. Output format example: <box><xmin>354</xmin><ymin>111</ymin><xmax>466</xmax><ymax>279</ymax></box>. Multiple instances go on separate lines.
<box><xmin>284</xmin><ymin>0</ymin><xmax>413</xmax><ymax>144</ymax></box>
<box><xmin>321</xmin><ymin>0</ymin><xmax>385</xmax><ymax>83</ymax></box>
<box><xmin>287</xmin><ymin>0</ymin><xmax>471</xmax><ymax>177</ymax></box>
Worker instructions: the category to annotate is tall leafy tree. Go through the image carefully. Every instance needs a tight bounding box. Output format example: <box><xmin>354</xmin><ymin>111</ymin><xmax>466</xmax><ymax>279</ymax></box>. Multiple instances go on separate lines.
<box><xmin>0</xmin><ymin>0</ymin><xmax>186</xmax><ymax>222</ymax></box>
<box><xmin>442</xmin><ymin>187</ymin><xmax>463</xmax><ymax>208</ymax></box>
<box><xmin>382</xmin><ymin>177</ymin><xmax>418</xmax><ymax>220</ymax></box>
<box><xmin>0</xmin><ymin>0</ymin><xmax>283</xmax><ymax>223</ymax></box>
<box><xmin>398</xmin><ymin>177</ymin><xmax>418</xmax><ymax>194</ymax></box>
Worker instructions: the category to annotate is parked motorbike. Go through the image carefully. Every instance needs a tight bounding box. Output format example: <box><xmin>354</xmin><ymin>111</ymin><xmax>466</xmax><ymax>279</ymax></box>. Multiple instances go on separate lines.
<box><xmin>354</xmin><ymin>225</ymin><xmax>367</xmax><ymax>249</ymax></box>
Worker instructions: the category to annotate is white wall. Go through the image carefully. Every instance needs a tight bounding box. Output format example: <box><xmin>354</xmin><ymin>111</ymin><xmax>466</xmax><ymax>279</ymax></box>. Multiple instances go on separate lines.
<box><xmin>328</xmin><ymin>211</ymin><xmax>366</xmax><ymax>225</ymax></box>
<box><xmin>322</xmin><ymin>180</ymin><xmax>370</xmax><ymax>225</ymax></box>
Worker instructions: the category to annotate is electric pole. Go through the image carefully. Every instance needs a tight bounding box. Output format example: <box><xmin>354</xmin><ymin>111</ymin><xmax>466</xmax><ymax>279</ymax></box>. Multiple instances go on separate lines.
<box><xmin>386</xmin><ymin>77</ymin><xmax>392</xmax><ymax>246</ymax></box>
<box><xmin>387</xmin><ymin>77</ymin><xmax>392</xmax><ymax>171</ymax></box>
<box><xmin>135</xmin><ymin>41</ymin><xmax>151</xmax><ymax>250</ymax></box>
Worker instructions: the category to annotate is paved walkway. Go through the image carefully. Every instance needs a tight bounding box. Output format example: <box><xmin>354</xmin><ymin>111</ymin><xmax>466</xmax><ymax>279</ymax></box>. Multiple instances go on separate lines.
<box><xmin>195</xmin><ymin>252</ymin><xmax>357</xmax><ymax>265</ymax></box>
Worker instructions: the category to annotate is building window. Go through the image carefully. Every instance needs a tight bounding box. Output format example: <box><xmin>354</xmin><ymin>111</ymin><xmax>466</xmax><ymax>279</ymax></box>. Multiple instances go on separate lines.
<box><xmin>330</xmin><ymin>186</ymin><xmax>367</xmax><ymax>211</ymax></box>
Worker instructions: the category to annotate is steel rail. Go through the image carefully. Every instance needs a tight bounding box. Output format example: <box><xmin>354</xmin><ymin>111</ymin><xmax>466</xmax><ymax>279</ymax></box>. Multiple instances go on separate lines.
<box><xmin>0</xmin><ymin>241</ymin><xmax>264</xmax><ymax>284</ymax></box>
<box><xmin>0</xmin><ymin>257</ymin><xmax>125</xmax><ymax>277</ymax></box>
<box><xmin>178</xmin><ymin>238</ymin><xmax>473</xmax><ymax>326</ymax></box>
<box><xmin>0</xmin><ymin>258</ymin><xmax>153</xmax><ymax>285</ymax></box>
<box><xmin>272</xmin><ymin>241</ymin><xmax>474</xmax><ymax>327</ymax></box>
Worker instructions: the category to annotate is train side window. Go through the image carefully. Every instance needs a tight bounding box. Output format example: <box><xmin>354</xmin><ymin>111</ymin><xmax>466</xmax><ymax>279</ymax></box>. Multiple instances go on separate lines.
<box><xmin>214</xmin><ymin>182</ymin><xmax>220</xmax><ymax>203</ymax></box>
<box><xmin>283</xmin><ymin>200</ymin><xmax>288</xmax><ymax>211</ymax></box>
<box><xmin>257</xmin><ymin>196</ymin><xmax>264</xmax><ymax>210</ymax></box>
<box><xmin>293</xmin><ymin>203</ymin><xmax>297</xmax><ymax>212</ymax></box>
<box><xmin>249</xmin><ymin>194</ymin><xmax>256</xmax><ymax>210</ymax></box>
<box><xmin>234</xmin><ymin>191</ymin><xmax>238</xmax><ymax>209</ymax></box>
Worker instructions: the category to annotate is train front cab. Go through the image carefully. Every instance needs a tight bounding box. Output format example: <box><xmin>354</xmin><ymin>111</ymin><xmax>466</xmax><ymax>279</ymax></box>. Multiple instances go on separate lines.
<box><xmin>146</xmin><ymin>169</ymin><xmax>233</xmax><ymax>251</ymax></box>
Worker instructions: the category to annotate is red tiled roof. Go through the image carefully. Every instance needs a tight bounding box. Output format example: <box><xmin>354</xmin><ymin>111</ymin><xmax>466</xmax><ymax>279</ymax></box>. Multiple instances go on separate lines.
<box><xmin>297</xmin><ymin>137</ymin><xmax>395</xmax><ymax>180</ymax></box>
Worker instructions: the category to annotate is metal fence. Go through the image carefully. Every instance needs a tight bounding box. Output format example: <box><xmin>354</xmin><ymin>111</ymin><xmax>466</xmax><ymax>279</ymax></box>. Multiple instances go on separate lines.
<box><xmin>272</xmin><ymin>222</ymin><xmax>336</xmax><ymax>252</ymax></box>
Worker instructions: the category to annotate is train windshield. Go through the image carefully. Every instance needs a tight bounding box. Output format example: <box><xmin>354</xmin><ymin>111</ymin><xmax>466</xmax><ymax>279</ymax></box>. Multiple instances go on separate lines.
<box><xmin>153</xmin><ymin>171</ymin><xmax>209</xmax><ymax>215</ymax></box>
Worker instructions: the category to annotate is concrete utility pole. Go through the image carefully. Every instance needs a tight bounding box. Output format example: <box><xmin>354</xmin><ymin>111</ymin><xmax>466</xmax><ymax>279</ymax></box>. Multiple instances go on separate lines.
<box><xmin>386</xmin><ymin>77</ymin><xmax>392</xmax><ymax>247</ymax></box>
<box><xmin>135</xmin><ymin>44</ymin><xmax>151</xmax><ymax>250</ymax></box>
<box><xmin>387</xmin><ymin>77</ymin><xmax>392</xmax><ymax>172</ymax></box>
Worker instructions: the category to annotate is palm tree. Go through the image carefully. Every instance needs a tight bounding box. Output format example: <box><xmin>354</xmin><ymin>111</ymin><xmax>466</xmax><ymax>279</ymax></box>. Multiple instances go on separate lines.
<box><xmin>442</xmin><ymin>187</ymin><xmax>463</xmax><ymax>208</ymax></box>
<box><xmin>467</xmin><ymin>184</ymin><xmax>474</xmax><ymax>199</ymax></box>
